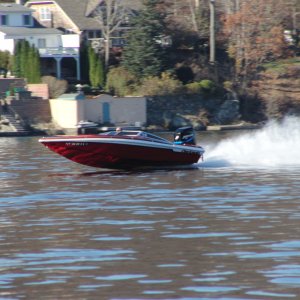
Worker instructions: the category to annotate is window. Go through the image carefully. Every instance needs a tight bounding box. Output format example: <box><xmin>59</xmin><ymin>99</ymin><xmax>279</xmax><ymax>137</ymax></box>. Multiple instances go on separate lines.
<box><xmin>0</xmin><ymin>15</ymin><xmax>8</xmax><ymax>25</ymax></box>
<box><xmin>23</xmin><ymin>14</ymin><xmax>31</xmax><ymax>26</ymax></box>
<box><xmin>38</xmin><ymin>38</ymin><xmax>46</xmax><ymax>48</ymax></box>
<box><xmin>40</xmin><ymin>7</ymin><xmax>51</xmax><ymax>21</ymax></box>
<box><xmin>87</xmin><ymin>30</ymin><xmax>102</xmax><ymax>39</ymax></box>
<box><xmin>87</xmin><ymin>31</ymin><xmax>94</xmax><ymax>39</ymax></box>
<box><xmin>95</xmin><ymin>31</ymin><xmax>101</xmax><ymax>38</ymax></box>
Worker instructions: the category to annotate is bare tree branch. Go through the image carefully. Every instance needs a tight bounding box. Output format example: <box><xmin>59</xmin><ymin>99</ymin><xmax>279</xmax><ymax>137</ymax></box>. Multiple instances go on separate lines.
<box><xmin>93</xmin><ymin>0</ymin><xmax>130</xmax><ymax>68</ymax></box>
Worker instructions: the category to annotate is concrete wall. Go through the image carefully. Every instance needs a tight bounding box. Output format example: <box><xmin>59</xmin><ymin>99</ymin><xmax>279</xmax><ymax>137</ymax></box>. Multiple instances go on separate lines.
<box><xmin>49</xmin><ymin>94</ymin><xmax>146</xmax><ymax>129</ymax></box>
<box><xmin>49</xmin><ymin>98</ymin><xmax>85</xmax><ymax>129</ymax></box>
<box><xmin>90</xmin><ymin>95</ymin><xmax>146</xmax><ymax>125</ymax></box>
<box><xmin>84</xmin><ymin>100</ymin><xmax>102</xmax><ymax>122</ymax></box>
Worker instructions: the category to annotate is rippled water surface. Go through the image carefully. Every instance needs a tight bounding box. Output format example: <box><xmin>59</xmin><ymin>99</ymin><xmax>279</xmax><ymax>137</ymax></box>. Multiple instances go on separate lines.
<box><xmin>1</xmin><ymin>118</ymin><xmax>300</xmax><ymax>300</ymax></box>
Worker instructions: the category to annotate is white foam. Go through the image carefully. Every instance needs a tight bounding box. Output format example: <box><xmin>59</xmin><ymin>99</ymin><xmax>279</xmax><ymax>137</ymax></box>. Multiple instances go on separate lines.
<box><xmin>203</xmin><ymin>117</ymin><xmax>300</xmax><ymax>168</ymax></box>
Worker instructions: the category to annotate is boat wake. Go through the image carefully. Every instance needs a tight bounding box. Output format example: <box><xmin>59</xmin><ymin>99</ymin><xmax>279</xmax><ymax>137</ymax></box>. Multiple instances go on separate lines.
<box><xmin>200</xmin><ymin>116</ymin><xmax>300</xmax><ymax>169</ymax></box>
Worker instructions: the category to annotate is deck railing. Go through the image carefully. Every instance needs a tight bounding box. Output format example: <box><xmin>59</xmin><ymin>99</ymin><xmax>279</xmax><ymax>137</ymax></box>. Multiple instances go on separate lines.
<box><xmin>39</xmin><ymin>47</ymin><xmax>79</xmax><ymax>57</ymax></box>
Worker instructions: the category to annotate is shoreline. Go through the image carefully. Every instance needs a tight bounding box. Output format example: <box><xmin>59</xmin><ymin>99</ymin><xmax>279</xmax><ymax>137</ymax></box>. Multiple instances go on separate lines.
<box><xmin>0</xmin><ymin>123</ymin><xmax>263</xmax><ymax>137</ymax></box>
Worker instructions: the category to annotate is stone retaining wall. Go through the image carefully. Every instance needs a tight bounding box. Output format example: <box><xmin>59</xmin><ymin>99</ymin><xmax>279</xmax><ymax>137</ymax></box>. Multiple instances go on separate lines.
<box><xmin>146</xmin><ymin>95</ymin><xmax>224</xmax><ymax>129</ymax></box>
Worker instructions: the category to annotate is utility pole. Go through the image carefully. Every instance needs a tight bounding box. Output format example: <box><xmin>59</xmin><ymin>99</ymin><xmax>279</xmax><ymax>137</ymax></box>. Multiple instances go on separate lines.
<box><xmin>209</xmin><ymin>0</ymin><xmax>215</xmax><ymax>64</ymax></box>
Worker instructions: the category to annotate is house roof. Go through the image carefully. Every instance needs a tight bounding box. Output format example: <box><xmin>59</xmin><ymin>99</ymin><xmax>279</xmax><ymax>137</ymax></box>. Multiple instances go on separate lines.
<box><xmin>26</xmin><ymin>0</ymin><xmax>143</xmax><ymax>31</ymax></box>
<box><xmin>85</xmin><ymin>0</ymin><xmax>102</xmax><ymax>17</ymax></box>
<box><xmin>54</xmin><ymin>0</ymin><xmax>100</xmax><ymax>30</ymax></box>
<box><xmin>0</xmin><ymin>26</ymin><xmax>62</xmax><ymax>36</ymax></box>
<box><xmin>0</xmin><ymin>3</ymin><xmax>33</xmax><ymax>13</ymax></box>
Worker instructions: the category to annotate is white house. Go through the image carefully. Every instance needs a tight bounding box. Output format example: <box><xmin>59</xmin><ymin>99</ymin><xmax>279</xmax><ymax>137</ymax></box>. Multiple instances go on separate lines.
<box><xmin>0</xmin><ymin>26</ymin><xmax>65</xmax><ymax>53</ymax></box>
<box><xmin>0</xmin><ymin>2</ymin><xmax>81</xmax><ymax>80</ymax></box>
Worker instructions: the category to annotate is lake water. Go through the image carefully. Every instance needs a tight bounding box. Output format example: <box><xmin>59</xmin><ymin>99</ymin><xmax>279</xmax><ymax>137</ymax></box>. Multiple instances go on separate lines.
<box><xmin>1</xmin><ymin>117</ymin><xmax>300</xmax><ymax>300</ymax></box>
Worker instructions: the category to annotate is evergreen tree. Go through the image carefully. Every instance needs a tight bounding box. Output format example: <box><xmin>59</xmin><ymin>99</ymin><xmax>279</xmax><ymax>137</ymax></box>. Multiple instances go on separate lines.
<box><xmin>13</xmin><ymin>41</ymin><xmax>22</xmax><ymax>77</ymax></box>
<box><xmin>88</xmin><ymin>45</ymin><xmax>97</xmax><ymax>87</ymax></box>
<box><xmin>35</xmin><ymin>47</ymin><xmax>41</xmax><ymax>82</ymax></box>
<box><xmin>88</xmin><ymin>45</ymin><xmax>105</xmax><ymax>88</ymax></box>
<box><xmin>27</xmin><ymin>44</ymin><xmax>35</xmax><ymax>82</ymax></box>
<box><xmin>80</xmin><ymin>43</ymin><xmax>89</xmax><ymax>82</ymax></box>
<box><xmin>96</xmin><ymin>57</ymin><xmax>105</xmax><ymax>88</ymax></box>
<box><xmin>29</xmin><ymin>47</ymin><xmax>41</xmax><ymax>83</ymax></box>
<box><xmin>20</xmin><ymin>40</ymin><xmax>30</xmax><ymax>78</ymax></box>
<box><xmin>13</xmin><ymin>40</ymin><xmax>41</xmax><ymax>83</ymax></box>
<box><xmin>121</xmin><ymin>0</ymin><xmax>167</xmax><ymax>79</ymax></box>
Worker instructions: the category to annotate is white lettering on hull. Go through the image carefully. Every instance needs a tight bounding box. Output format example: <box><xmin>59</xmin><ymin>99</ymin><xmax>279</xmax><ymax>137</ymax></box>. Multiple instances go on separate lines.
<box><xmin>65</xmin><ymin>142</ymin><xmax>88</xmax><ymax>146</ymax></box>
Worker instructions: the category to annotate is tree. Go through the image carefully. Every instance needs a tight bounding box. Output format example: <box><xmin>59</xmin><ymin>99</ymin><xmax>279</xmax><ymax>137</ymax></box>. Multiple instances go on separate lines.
<box><xmin>105</xmin><ymin>66</ymin><xmax>136</xmax><ymax>96</ymax></box>
<box><xmin>13</xmin><ymin>40</ymin><xmax>41</xmax><ymax>83</ymax></box>
<box><xmin>121</xmin><ymin>0</ymin><xmax>167</xmax><ymax>79</ymax></box>
<box><xmin>163</xmin><ymin>0</ymin><xmax>209</xmax><ymax>37</ymax></box>
<box><xmin>27</xmin><ymin>46</ymin><xmax>41</xmax><ymax>83</ymax></box>
<box><xmin>20</xmin><ymin>40</ymin><xmax>30</xmax><ymax>78</ymax></box>
<box><xmin>88</xmin><ymin>45</ymin><xmax>105</xmax><ymax>88</ymax></box>
<box><xmin>92</xmin><ymin>0</ymin><xmax>131</xmax><ymax>69</ymax></box>
<box><xmin>95</xmin><ymin>55</ymin><xmax>105</xmax><ymax>88</ymax></box>
<box><xmin>13</xmin><ymin>41</ymin><xmax>21</xmax><ymax>77</ymax></box>
<box><xmin>80</xmin><ymin>42</ymin><xmax>89</xmax><ymax>82</ymax></box>
<box><xmin>0</xmin><ymin>50</ymin><xmax>12</xmax><ymax>77</ymax></box>
<box><xmin>223</xmin><ymin>0</ymin><xmax>291</xmax><ymax>84</ymax></box>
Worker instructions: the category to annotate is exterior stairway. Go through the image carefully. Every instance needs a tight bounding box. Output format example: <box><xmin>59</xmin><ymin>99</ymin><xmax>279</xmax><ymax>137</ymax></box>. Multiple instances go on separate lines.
<box><xmin>0</xmin><ymin>111</ymin><xmax>30</xmax><ymax>136</ymax></box>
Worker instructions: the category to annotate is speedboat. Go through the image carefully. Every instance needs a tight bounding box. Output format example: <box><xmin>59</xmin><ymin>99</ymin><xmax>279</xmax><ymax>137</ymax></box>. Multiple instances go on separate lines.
<box><xmin>76</xmin><ymin>120</ymin><xmax>99</xmax><ymax>128</ymax></box>
<box><xmin>76</xmin><ymin>120</ymin><xmax>99</xmax><ymax>134</ymax></box>
<box><xmin>38</xmin><ymin>126</ymin><xmax>205</xmax><ymax>169</ymax></box>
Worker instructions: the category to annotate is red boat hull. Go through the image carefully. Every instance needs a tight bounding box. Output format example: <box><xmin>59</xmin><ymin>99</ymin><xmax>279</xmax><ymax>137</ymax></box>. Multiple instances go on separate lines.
<box><xmin>39</xmin><ymin>135</ymin><xmax>203</xmax><ymax>169</ymax></box>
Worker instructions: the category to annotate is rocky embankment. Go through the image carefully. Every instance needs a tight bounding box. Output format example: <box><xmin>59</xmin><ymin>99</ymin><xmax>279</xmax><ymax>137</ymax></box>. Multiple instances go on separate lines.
<box><xmin>148</xmin><ymin>59</ymin><xmax>300</xmax><ymax>130</ymax></box>
<box><xmin>147</xmin><ymin>94</ymin><xmax>242</xmax><ymax>130</ymax></box>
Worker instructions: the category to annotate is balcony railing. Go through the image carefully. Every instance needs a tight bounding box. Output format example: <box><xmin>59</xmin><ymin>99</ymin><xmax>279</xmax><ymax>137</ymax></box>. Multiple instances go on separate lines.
<box><xmin>38</xmin><ymin>47</ymin><xmax>79</xmax><ymax>57</ymax></box>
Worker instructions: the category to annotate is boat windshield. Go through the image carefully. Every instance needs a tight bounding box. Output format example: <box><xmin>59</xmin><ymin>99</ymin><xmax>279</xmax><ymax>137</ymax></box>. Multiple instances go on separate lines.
<box><xmin>100</xmin><ymin>130</ymin><xmax>171</xmax><ymax>144</ymax></box>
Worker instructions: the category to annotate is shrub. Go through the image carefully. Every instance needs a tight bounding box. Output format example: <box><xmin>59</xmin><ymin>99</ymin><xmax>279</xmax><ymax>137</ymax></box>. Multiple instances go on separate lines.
<box><xmin>136</xmin><ymin>72</ymin><xmax>184</xmax><ymax>96</ymax></box>
<box><xmin>185</xmin><ymin>82</ymin><xmax>202</xmax><ymax>94</ymax></box>
<box><xmin>42</xmin><ymin>76</ymin><xmax>68</xmax><ymax>99</ymax></box>
<box><xmin>185</xmin><ymin>79</ymin><xmax>216</xmax><ymax>95</ymax></box>
<box><xmin>105</xmin><ymin>66</ymin><xmax>136</xmax><ymax>96</ymax></box>
<box><xmin>199</xmin><ymin>79</ymin><xmax>215</xmax><ymax>92</ymax></box>
<box><xmin>223</xmin><ymin>81</ymin><xmax>234</xmax><ymax>91</ymax></box>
